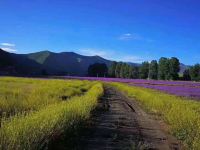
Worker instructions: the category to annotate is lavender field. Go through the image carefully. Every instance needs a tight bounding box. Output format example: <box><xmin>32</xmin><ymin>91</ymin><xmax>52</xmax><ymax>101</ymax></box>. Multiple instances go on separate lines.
<box><xmin>64</xmin><ymin>76</ymin><xmax>200</xmax><ymax>100</ymax></box>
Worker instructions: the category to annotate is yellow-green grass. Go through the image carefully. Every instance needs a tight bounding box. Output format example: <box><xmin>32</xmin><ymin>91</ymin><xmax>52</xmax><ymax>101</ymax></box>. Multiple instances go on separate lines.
<box><xmin>0</xmin><ymin>82</ymin><xmax>103</xmax><ymax>150</ymax></box>
<box><xmin>0</xmin><ymin>77</ymin><xmax>94</xmax><ymax>116</ymax></box>
<box><xmin>109</xmin><ymin>82</ymin><xmax>200</xmax><ymax>149</ymax></box>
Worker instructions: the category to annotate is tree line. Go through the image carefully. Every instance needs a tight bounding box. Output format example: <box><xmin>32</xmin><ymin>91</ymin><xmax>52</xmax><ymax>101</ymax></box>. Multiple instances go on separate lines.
<box><xmin>108</xmin><ymin>57</ymin><xmax>180</xmax><ymax>80</ymax></box>
<box><xmin>184</xmin><ymin>64</ymin><xmax>200</xmax><ymax>81</ymax></box>
<box><xmin>87</xmin><ymin>58</ymin><xmax>200</xmax><ymax>81</ymax></box>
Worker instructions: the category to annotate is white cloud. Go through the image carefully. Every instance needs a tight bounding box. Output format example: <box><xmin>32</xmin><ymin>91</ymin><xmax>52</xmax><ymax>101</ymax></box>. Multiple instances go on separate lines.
<box><xmin>0</xmin><ymin>42</ymin><xmax>17</xmax><ymax>52</ymax></box>
<box><xmin>1</xmin><ymin>47</ymin><xmax>17</xmax><ymax>52</ymax></box>
<box><xmin>119</xmin><ymin>33</ymin><xmax>142</xmax><ymax>41</ymax></box>
<box><xmin>0</xmin><ymin>43</ymin><xmax>15</xmax><ymax>47</ymax></box>
<box><xmin>118</xmin><ymin>33</ymin><xmax>154</xmax><ymax>42</ymax></box>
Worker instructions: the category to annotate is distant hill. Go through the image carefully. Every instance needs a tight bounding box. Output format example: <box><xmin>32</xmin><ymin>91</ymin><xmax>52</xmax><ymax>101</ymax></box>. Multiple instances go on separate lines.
<box><xmin>0</xmin><ymin>49</ymin><xmax>111</xmax><ymax>76</ymax></box>
<box><xmin>0</xmin><ymin>49</ymin><xmax>189</xmax><ymax>76</ymax></box>
<box><xmin>179</xmin><ymin>63</ymin><xmax>190</xmax><ymax>74</ymax></box>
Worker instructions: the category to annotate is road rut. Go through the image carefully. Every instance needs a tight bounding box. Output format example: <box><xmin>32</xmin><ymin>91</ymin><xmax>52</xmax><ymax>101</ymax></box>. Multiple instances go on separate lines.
<box><xmin>50</xmin><ymin>86</ymin><xmax>181</xmax><ymax>150</ymax></box>
<box><xmin>79</xmin><ymin>86</ymin><xmax>181</xmax><ymax>150</ymax></box>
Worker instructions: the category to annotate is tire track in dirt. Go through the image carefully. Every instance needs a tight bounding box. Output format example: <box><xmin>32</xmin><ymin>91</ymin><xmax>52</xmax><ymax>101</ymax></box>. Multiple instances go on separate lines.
<box><xmin>79</xmin><ymin>86</ymin><xmax>181</xmax><ymax>150</ymax></box>
<box><xmin>49</xmin><ymin>86</ymin><xmax>182</xmax><ymax>150</ymax></box>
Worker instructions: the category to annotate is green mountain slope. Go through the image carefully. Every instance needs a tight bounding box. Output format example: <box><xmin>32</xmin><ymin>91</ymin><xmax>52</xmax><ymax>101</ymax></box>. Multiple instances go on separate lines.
<box><xmin>0</xmin><ymin>49</ymin><xmax>111</xmax><ymax>76</ymax></box>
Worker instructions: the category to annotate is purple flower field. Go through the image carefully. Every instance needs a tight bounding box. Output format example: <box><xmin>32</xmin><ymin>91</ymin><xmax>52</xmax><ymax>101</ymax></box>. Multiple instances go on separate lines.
<box><xmin>64</xmin><ymin>76</ymin><xmax>200</xmax><ymax>100</ymax></box>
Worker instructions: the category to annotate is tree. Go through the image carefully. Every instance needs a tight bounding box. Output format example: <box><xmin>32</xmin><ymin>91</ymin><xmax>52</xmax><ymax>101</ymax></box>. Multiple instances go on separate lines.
<box><xmin>158</xmin><ymin>57</ymin><xmax>170</xmax><ymax>80</ymax></box>
<box><xmin>121</xmin><ymin>63</ymin><xmax>130</xmax><ymax>78</ymax></box>
<box><xmin>88</xmin><ymin>63</ymin><xmax>108</xmax><ymax>77</ymax></box>
<box><xmin>115</xmin><ymin>62</ymin><xmax>122</xmax><ymax>78</ymax></box>
<box><xmin>109</xmin><ymin>62</ymin><xmax>138</xmax><ymax>79</ymax></box>
<box><xmin>183</xmin><ymin>69</ymin><xmax>191</xmax><ymax>81</ymax></box>
<box><xmin>139</xmin><ymin>62</ymin><xmax>149</xmax><ymax>79</ymax></box>
<box><xmin>127</xmin><ymin>65</ymin><xmax>134</xmax><ymax>78</ymax></box>
<box><xmin>148</xmin><ymin>60</ymin><xmax>158</xmax><ymax>80</ymax></box>
<box><xmin>189</xmin><ymin>64</ymin><xmax>200</xmax><ymax>81</ymax></box>
<box><xmin>169</xmin><ymin>57</ymin><xmax>180</xmax><ymax>80</ymax></box>
<box><xmin>108</xmin><ymin>61</ymin><xmax>117</xmax><ymax>77</ymax></box>
<box><xmin>120</xmin><ymin>63</ymin><xmax>126</xmax><ymax>78</ymax></box>
<box><xmin>132</xmin><ymin>66</ymin><xmax>139</xmax><ymax>79</ymax></box>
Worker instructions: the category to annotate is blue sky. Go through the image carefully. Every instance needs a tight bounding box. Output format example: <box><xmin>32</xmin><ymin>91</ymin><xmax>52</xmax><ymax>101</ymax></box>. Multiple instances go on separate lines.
<box><xmin>0</xmin><ymin>0</ymin><xmax>200</xmax><ymax>65</ymax></box>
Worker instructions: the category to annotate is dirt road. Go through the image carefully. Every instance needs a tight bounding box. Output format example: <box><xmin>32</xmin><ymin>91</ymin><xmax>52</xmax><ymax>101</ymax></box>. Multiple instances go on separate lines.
<box><xmin>50</xmin><ymin>86</ymin><xmax>181</xmax><ymax>150</ymax></box>
<box><xmin>80</xmin><ymin>86</ymin><xmax>181</xmax><ymax>150</ymax></box>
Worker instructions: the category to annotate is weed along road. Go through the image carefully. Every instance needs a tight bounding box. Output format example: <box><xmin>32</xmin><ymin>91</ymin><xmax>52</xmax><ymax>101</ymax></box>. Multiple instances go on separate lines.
<box><xmin>51</xmin><ymin>86</ymin><xmax>181</xmax><ymax>150</ymax></box>
<box><xmin>80</xmin><ymin>86</ymin><xmax>181</xmax><ymax>150</ymax></box>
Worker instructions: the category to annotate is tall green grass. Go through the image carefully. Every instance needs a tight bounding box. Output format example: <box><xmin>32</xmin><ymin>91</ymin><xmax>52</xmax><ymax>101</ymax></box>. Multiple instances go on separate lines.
<box><xmin>109</xmin><ymin>82</ymin><xmax>200</xmax><ymax>149</ymax></box>
<box><xmin>0</xmin><ymin>77</ymin><xmax>94</xmax><ymax>116</ymax></box>
<box><xmin>0</xmin><ymin>82</ymin><xmax>103</xmax><ymax>150</ymax></box>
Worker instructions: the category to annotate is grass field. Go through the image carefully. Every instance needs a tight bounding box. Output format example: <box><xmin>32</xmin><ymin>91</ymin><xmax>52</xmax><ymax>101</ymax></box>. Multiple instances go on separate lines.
<box><xmin>0</xmin><ymin>77</ymin><xmax>103</xmax><ymax>150</ymax></box>
<box><xmin>109</xmin><ymin>82</ymin><xmax>200</xmax><ymax>149</ymax></box>
<box><xmin>0</xmin><ymin>77</ymin><xmax>94</xmax><ymax>116</ymax></box>
<box><xmin>1</xmin><ymin>77</ymin><xmax>200</xmax><ymax>149</ymax></box>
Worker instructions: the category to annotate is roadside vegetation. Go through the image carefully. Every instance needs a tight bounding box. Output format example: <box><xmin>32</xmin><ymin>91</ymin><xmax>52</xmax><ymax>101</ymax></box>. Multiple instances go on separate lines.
<box><xmin>0</xmin><ymin>77</ymin><xmax>103</xmax><ymax>150</ymax></box>
<box><xmin>109</xmin><ymin>82</ymin><xmax>200</xmax><ymax>149</ymax></box>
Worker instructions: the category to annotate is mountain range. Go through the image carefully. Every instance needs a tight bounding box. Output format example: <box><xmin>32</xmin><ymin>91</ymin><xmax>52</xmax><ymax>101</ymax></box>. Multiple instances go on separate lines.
<box><xmin>0</xmin><ymin>49</ymin><xmax>111</xmax><ymax>76</ymax></box>
<box><xmin>0</xmin><ymin>49</ymin><xmax>188</xmax><ymax>76</ymax></box>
